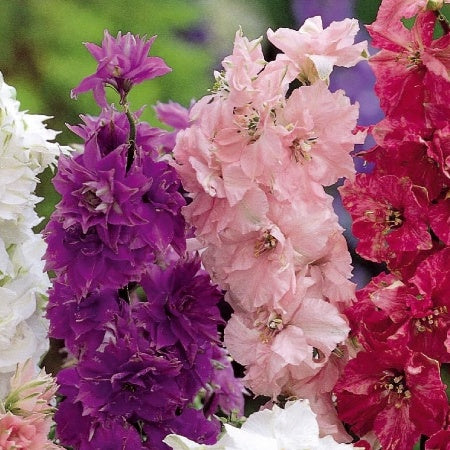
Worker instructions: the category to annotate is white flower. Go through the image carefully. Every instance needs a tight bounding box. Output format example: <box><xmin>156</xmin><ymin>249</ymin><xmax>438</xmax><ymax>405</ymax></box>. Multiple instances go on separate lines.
<box><xmin>0</xmin><ymin>309</ymin><xmax>49</xmax><ymax>398</ymax></box>
<box><xmin>0</xmin><ymin>72</ymin><xmax>62</xmax><ymax>173</ymax></box>
<box><xmin>0</xmin><ymin>72</ymin><xmax>56</xmax><ymax>399</ymax></box>
<box><xmin>0</xmin><ymin>72</ymin><xmax>71</xmax><ymax>222</ymax></box>
<box><xmin>164</xmin><ymin>399</ymin><xmax>355</xmax><ymax>450</ymax></box>
<box><xmin>0</xmin><ymin>160</ymin><xmax>38</xmax><ymax>222</ymax></box>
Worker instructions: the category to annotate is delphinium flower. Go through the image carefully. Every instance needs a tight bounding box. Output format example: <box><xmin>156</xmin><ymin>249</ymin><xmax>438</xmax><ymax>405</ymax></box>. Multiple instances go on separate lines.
<box><xmin>0</xmin><ymin>73</ymin><xmax>62</xmax><ymax>222</ymax></box>
<box><xmin>154</xmin><ymin>100</ymin><xmax>192</xmax><ymax>153</ymax></box>
<box><xmin>163</xmin><ymin>399</ymin><xmax>366</xmax><ymax>449</ymax></box>
<box><xmin>335</xmin><ymin>348</ymin><xmax>447</xmax><ymax>449</ymax></box>
<box><xmin>71</xmin><ymin>30</ymin><xmax>171</xmax><ymax>107</ymax></box>
<box><xmin>45</xmin><ymin>30</ymin><xmax>243</xmax><ymax>448</ymax></box>
<box><xmin>267</xmin><ymin>16</ymin><xmax>367</xmax><ymax>84</ymax></box>
<box><xmin>290</xmin><ymin>0</ymin><xmax>385</xmax><ymax>295</ymax></box>
<box><xmin>0</xmin><ymin>360</ymin><xmax>62</xmax><ymax>449</ymax></box>
<box><xmin>290</xmin><ymin>0</ymin><xmax>384</xmax><ymax>128</ymax></box>
<box><xmin>172</xmin><ymin>22</ymin><xmax>367</xmax><ymax>443</ymax></box>
<box><xmin>0</xmin><ymin>72</ymin><xmax>68</xmax><ymax>402</ymax></box>
<box><xmin>337</xmin><ymin>1</ymin><xmax>450</xmax><ymax>448</ymax></box>
<box><xmin>45</xmin><ymin>107</ymin><xmax>187</xmax><ymax>296</ymax></box>
<box><xmin>53</xmin><ymin>257</ymin><xmax>233</xmax><ymax>448</ymax></box>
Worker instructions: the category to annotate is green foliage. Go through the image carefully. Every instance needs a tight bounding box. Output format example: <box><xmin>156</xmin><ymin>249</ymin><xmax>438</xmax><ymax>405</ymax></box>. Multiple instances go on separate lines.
<box><xmin>1</xmin><ymin>0</ymin><xmax>213</xmax><ymax>143</ymax></box>
<box><xmin>356</xmin><ymin>0</ymin><xmax>382</xmax><ymax>24</ymax></box>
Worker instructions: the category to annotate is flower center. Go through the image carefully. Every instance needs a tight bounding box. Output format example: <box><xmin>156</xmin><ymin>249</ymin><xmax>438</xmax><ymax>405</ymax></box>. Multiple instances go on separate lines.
<box><xmin>257</xmin><ymin>313</ymin><xmax>283</xmax><ymax>343</ymax></box>
<box><xmin>211</xmin><ymin>70</ymin><xmax>229</xmax><ymax>94</ymax></box>
<box><xmin>406</xmin><ymin>50</ymin><xmax>421</xmax><ymax>69</ymax></box>
<box><xmin>290</xmin><ymin>136</ymin><xmax>317</xmax><ymax>163</ymax></box>
<box><xmin>122</xmin><ymin>382</ymin><xmax>137</xmax><ymax>392</ymax></box>
<box><xmin>254</xmin><ymin>230</ymin><xmax>278</xmax><ymax>256</ymax></box>
<box><xmin>415</xmin><ymin>306</ymin><xmax>448</xmax><ymax>333</ymax></box>
<box><xmin>377</xmin><ymin>371</ymin><xmax>411</xmax><ymax>408</ymax></box>
<box><xmin>234</xmin><ymin>106</ymin><xmax>260</xmax><ymax>141</ymax></box>
<box><xmin>82</xmin><ymin>188</ymin><xmax>102</xmax><ymax>210</ymax></box>
<box><xmin>385</xmin><ymin>207</ymin><xmax>403</xmax><ymax>230</ymax></box>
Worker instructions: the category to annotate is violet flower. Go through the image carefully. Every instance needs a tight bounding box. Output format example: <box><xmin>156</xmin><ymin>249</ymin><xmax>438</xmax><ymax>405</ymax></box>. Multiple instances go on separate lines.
<box><xmin>44</xmin><ymin>109</ymin><xmax>187</xmax><ymax>295</ymax></box>
<box><xmin>55</xmin><ymin>299</ymin><xmax>224</xmax><ymax>448</ymax></box>
<box><xmin>154</xmin><ymin>101</ymin><xmax>192</xmax><ymax>153</ymax></box>
<box><xmin>68</xmin><ymin>108</ymin><xmax>167</xmax><ymax>159</ymax></box>
<box><xmin>135</xmin><ymin>257</ymin><xmax>224</xmax><ymax>350</ymax></box>
<box><xmin>143</xmin><ymin>408</ymin><xmax>221</xmax><ymax>449</ymax></box>
<box><xmin>71</xmin><ymin>30</ymin><xmax>171</xmax><ymax>106</ymax></box>
<box><xmin>47</xmin><ymin>282</ymin><xmax>121</xmax><ymax>355</ymax></box>
<box><xmin>55</xmin><ymin>367</ymin><xmax>146</xmax><ymax>450</ymax></box>
<box><xmin>44</xmin><ymin>217</ymin><xmax>150</xmax><ymax>296</ymax></box>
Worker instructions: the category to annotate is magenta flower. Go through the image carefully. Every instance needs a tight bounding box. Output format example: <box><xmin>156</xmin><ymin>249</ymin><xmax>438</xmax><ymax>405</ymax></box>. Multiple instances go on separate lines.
<box><xmin>368</xmin><ymin>10</ymin><xmax>450</xmax><ymax>128</ymax></box>
<box><xmin>71</xmin><ymin>30</ymin><xmax>171</xmax><ymax>106</ymax></box>
<box><xmin>335</xmin><ymin>348</ymin><xmax>448</xmax><ymax>449</ymax></box>
<box><xmin>340</xmin><ymin>173</ymin><xmax>432</xmax><ymax>265</ymax></box>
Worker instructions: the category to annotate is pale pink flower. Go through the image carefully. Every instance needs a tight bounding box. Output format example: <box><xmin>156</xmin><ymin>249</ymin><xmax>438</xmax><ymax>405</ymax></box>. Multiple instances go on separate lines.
<box><xmin>0</xmin><ymin>412</ymin><xmax>61</xmax><ymax>449</ymax></box>
<box><xmin>267</xmin><ymin>192</ymin><xmax>342</xmax><ymax>269</ymax></box>
<box><xmin>304</xmin><ymin>231</ymin><xmax>356</xmax><ymax>312</ymax></box>
<box><xmin>174</xmin><ymin>125</ymin><xmax>226</xmax><ymax>199</ymax></box>
<box><xmin>307</xmin><ymin>393</ymin><xmax>354</xmax><ymax>443</ymax></box>
<box><xmin>220</xmin><ymin>30</ymin><xmax>266</xmax><ymax>104</ymax></box>
<box><xmin>183</xmin><ymin>187</ymin><xmax>269</xmax><ymax>246</ymax></box>
<box><xmin>274</xmin><ymin>81</ymin><xmax>364</xmax><ymax>189</ymax></box>
<box><xmin>5</xmin><ymin>360</ymin><xmax>57</xmax><ymax>417</ymax></box>
<box><xmin>201</xmin><ymin>193</ymin><xmax>341</xmax><ymax>310</ymax></box>
<box><xmin>215</xmin><ymin>30</ymin><xmax>291</xmax><ymax>108</ymax></box>
<box><xmin>267</xmin><ymin>17</ymin><xmax>368</xmax><ymax>83</ymax></box>
<box><xmin>202</xmin><ymin>224</ymin><xmax>296</xmax><ymax>310</ymax></box>
<box><xmin>224</xmin><ymin>295</ymin><xmax>350</xmax><ymax>397</ymax></box>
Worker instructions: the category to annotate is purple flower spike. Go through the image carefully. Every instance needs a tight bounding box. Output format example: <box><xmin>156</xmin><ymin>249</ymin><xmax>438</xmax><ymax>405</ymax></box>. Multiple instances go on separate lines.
<box><xmin>72</xmin><ymin>30</ymin><xmax>171</xmax><ymax>106</ymax></box>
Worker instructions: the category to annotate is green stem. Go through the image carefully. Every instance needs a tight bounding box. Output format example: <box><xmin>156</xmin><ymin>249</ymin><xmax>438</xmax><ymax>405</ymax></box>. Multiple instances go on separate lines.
<box><xmin>434</xmin><ymin>10</ymin><xmax>450</xmax><ymax>35</ymax></box>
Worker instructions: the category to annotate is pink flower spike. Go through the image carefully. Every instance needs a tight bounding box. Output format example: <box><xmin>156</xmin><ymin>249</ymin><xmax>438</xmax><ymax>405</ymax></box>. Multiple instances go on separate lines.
<box><xmin>280</xmin><ymin>80</ymin><xmax>364</xmax><ymax>187</ymax></box>
<box><xmin>72</xmin><ymin>30</ymin><xmax>171</xmax><ymax>106</ymax></box>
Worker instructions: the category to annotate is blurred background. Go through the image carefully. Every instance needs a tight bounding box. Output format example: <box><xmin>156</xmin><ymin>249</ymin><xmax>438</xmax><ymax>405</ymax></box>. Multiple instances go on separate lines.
<box><xmin>1</xmin><ymin>0</ymin><xmax>384</xmax><ymax>285</ymax></box>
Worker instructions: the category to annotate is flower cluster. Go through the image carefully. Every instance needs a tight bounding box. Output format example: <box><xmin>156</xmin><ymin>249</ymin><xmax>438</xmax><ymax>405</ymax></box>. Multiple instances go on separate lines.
<box><xmin>337</xmin><ymin>1</ymin><xmax>450</xmax><ymax>448</ymax></box>
<box><xmin>0</xmin><ymin>71</ymin><xmax>66</xmax><ymax>396</ymax></box>
<box><xmin>172</xmin><ymin>20</ymin><xmax>367</xmax><ymax>441</ymax></box>
<box><xmin>44</xmin><ymin>31</ymin><xmax>243</xmax><ymax>448</ymax></box>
